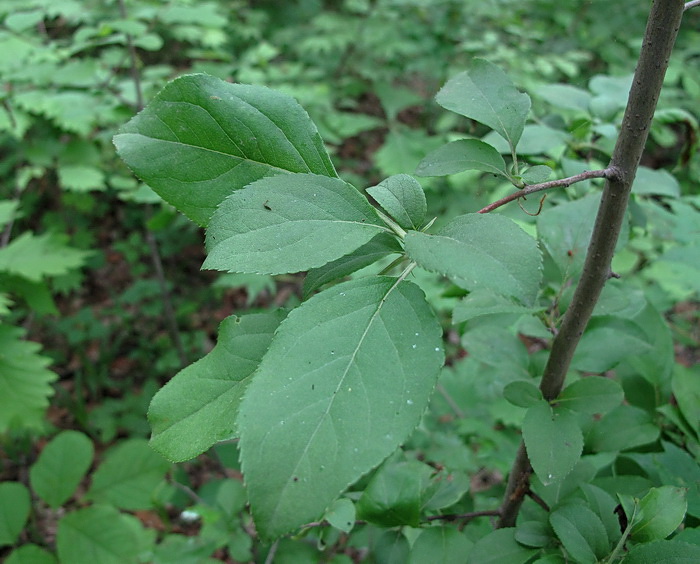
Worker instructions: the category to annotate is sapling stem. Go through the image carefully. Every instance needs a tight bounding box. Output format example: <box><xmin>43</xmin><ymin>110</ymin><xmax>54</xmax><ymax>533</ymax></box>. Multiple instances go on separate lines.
<box><xmin>497</xmin><ymin>0</ymin><xmax>686</xmax><ymax>528</ymax></box>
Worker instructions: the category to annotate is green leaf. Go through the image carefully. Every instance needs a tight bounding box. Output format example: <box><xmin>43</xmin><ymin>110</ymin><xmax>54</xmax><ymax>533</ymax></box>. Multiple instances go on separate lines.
<box><xmin>580</xmin><ymin>484</ymin><xmax>622</xmax><ymax>546</ymax></box>
<box><xmin>515</xmin><ymin>521</ymin><xmax>553</xmax><ymax>548</ymax></box>
<box><xmin>324</xmin><ymin>498</ymin><xmax>355</xmax><ymax>533</ymax></box>
<box><xmin>549</xmin><ymin>504</ymin><xmax>610</xmax><ymax>563</ymax></box>
<box><xmin>0</xmin><ymin>324</ymin><xmax>57</xmax><ymax>433</ymax></box>
<box><xmin>57</xmin><ymin>505</ymin><xmax>143</xmax><ymax>564</ymax></box>
<box><xmin>0</xmin><ymin>201</ymin><xmax>20</xmax><ymax>229</ymax></box>
<box><xmin>87</xmin><ymin>439</ymin><xmax>171</xmax><ymax>510</ymax></box>
<box><xmin>415</xmin><ymin>139</ymin><xmax>508</xmax><ymax>177</ymax></box>
<box><xmin>366</xmin><ymin>174</ymin><xmax>427</xmax><ymax>230</ymax></box>
<box><xmin>409</xmin><ymin>527</ymin><xmax>473</xmax><ymax>564</ymax></box>
<box><xmin>672</xmin><ymin>364</ymin><xmax>700</xmax><ymax>433</ymax></box>
<box><xmin>504</xmin><ymin>381</ymin><xmax>542</xmax><ymax>408</ymax></box>
<box><xmin>537</xmin><ymin>193</ymin><xmax>627</xmax><ymax>280</ymax></box>
<box><xmin>588</xmin><ymin>405</ymin><xmax>660</xmax><ymax>452</ymax></box>
<box><xmin>149</xmin><ymin>311</ymin><xmax>285</xmax><ymax>462</ymax></box>
<box><xmin>557</xmin><ymin>376</ymin><xmax>624</xmax><ymax>415</ymax></box>
<box><xmin>572</xmin><ymin>317</ymin><xmax>651</xmax><ymax>372</ymax></box>
<box><xmin>238</xmin><ymin>276</ymin><xmax>444</xmax><ymax>540</ymax></box>
<box><xmin>357</xmin><ymin>460</ymin><xmax>434</xmax><ymax>527</ymax></box>
<box><xmin>29</xmin><ymin>430</ymin><xmax>94</xmax><ymax>508</ymax></box>
<box><xmin>521</xmin><ymin>165</ymin><xmax>553</xmax><ymax>185</ymax></box>
<box><xmin>114</xmin><ymin>74</ymin><xmax>337</xmax><ymax>226</ymax></box>
<box><xmin>436</xmin><ymin>59</ymin><xmax>531</xmax><ymax>150</ymax></box>
<box><xmin>303</xmin><ymin>233</ymin><xmax>403</xmax><ymax>298</ymax></box>
<box><xmin>5</xmin><ymin>544</ymin><xmax>57</xmax><ymax>564</ymax></box>
<box><xmin>523</xmin><ymin>401</ymin><xmax>583</xmax><ymax>485</ymax></box>
<box><xmin>466</xmin><ymin>528</ymin><xmax>538</xmax><ymax>564</ymax></box>
<box><xmin>536</xmin><ymin>83</ymin><xmax>592</xmax><ymax>112</ymax></box>
<box><xmin>375</xmin><ymin>530</ymin><xmax>410</xmax><ymax>564</ymax></box>
<box><xmin>405</xmin><ymin>214</ymin><xmax>542</xmax><ymax>305</ymax></box>
<box><xmin>58</xmin><ymin>165</ymin><xmax>106</xmax><ymax>192</ymax></box>
<box><xmin>204</xmin><ymin>174</ymin><xmax>386</xmax><ymax>275</ymax></box>
<box><xmin>621</xmin><ymin>540</ymin><xmax>700</xmax><ymax>564</ymax></box>
<box><xmin>632</xmin><ymin>486</ymin><xmax>687</xmax><ymax>542</ymax></box>
<box><xmin>452</xmin><ymin>289</ymin><xmax>541</xmax><ymax>324</ymax></box>
<box><xmin>0</xmin><ymin>232</ymin><xmax>89</xmax><ymax>282</ymax></box>
<box><xmin>632</xmin><ymin>166</ymin><xmax>680</xmax><ymax>197</ymax></box>
<box><xmin>0</xmin><ymin>482</ymin><xmax>30</xmax><ymax>547</ymax></box>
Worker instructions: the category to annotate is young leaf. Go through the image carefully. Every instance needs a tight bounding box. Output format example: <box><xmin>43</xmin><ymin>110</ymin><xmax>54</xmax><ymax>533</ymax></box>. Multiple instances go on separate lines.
<box><xmin>504</xmin><ymin>381</ymin><xmax>543</xmax><ymax>408</ymax></box>
<box><xmin>204</xmin><ymin>173</ymin><xmax>386</xmax><ymax>275</ymax></box>
<box><xmin>405</xmin><ymin>214</ymin><xmax>542</xmax><ymax>306</ymax></box>
<box><xmin>521</xmin><ymin>165</ymin><xmax>553</xmax><ymax>185</ymax></box>
<box><xmin>237</xmin><ymin>276</ymin><xmax>444</xmax><ymax>540</ymax></box>
<box><xmin>29</xmin><ymin>431</ymin><xmax>94</xmax><ymax>508</ymax></box>
<box><xmin>523</xmin><ymin>401</ymin><xmax>583</xmax><ymax>486</ymax></box>
<box><xmin>631</xmin><ymin>486</ymin><xmax>687</xmax><ymax>542</ymax></box>
<box><xmin>435</xmin><ymin>59</ymin><xmax>531</xmax><ymax>150</ymax></box>
<box><xmin>556</xmin><ymin>376</ymin><xmax>624</xmax><ymax>415</ymax></box>
<box><xmin>0</xmin><ymin>482</ymin><xmax>30</xmax><ymax>547</ymax></box>
<box><xmin>87</xmin><ymin>439</ymin><xmax>171</xmax><ymax>510</ymax></box>
<box><xmin>549</xmin><ymin>504</ymin><xmax>610</xmax><ymax>563</ymax></box>
<box><xmin>324</xmin><ymin>498</ymin><xmax>356</xmax><ymax>534</ymax></box>
<box><xmin>114</xmin><ymin>74</ymin><xmax>337</xmax><ymax>226</ymax></box>
<box><xmin>415</xmin><ymin>139</ymin><xmax>508</xmax><ymax>178</ymax></box>
<box><xmin>0</xmin><ymin>324</ymin><xmax>57</xmax><ymax>433</ymax></box>
<box><xmin>366</xmin><ymin>174</ymin><xmax>427</xmax><ymax>230</ymax></box>
<box><xmin>303</xmin><ymin>233</ymin><xmax>403</xmax><ymax>298</ymax></box>
<box><xmin>148</xmin><ymin>311</ymin><xmax>285</xmax><ymax>462</ymax></box>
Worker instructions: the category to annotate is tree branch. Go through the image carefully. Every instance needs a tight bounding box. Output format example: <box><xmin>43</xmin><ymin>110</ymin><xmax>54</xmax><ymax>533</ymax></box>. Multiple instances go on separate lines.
<box><xmin>497</xmin><ymin>0</ymin><xmax>686</xmax><ymax>528</ymax></box>
<box><xmin>685</xmin><ymin>1</ymin><xmax>700</xmax><ymax>11</ymax></box>
<box><xmin>478</xmin><ymin>169</ymin><xmax>611</xmax><ymax>214</ymax></box>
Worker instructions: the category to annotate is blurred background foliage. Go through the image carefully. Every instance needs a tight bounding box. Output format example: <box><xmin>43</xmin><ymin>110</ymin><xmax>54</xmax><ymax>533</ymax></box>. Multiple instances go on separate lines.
<box><xmin>0</xmin><ymin>0</ymin><xmax>698</xmax><ymax>562</ymax></box>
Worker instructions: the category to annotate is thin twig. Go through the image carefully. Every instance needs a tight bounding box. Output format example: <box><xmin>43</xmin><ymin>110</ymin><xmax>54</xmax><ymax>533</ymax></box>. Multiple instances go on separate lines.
<box><xmin>424</xmin><ymin>510</ymin><xmax>500</xmax><ymax>523</ymax></box>
<box><xmin>436</xmin><ymin>383</ymin><xmax>465</xmax><ymax>418</ymax></box>
<box><xmin>478</xmin><ymin>169</ymin><xmax>610</xmax><ymax>214</ymax></box>
<box><xmin>264</xmin><ymin>540</ymin><xmax>279</xmax><ymax>564</ymax></box>
<box><xmin>117</xmin><ymin>0</ymin><xmax>187</xmax><ymax>367</ymax></box>
<box><xmin>168</xmin><ymin>477</ymin><xmax>207</xmax><ymax>505</ymax></box>
<box><xmin>497</xmin><ymin>0</ymin><xmax>685</xmax><ymax>528</ymax></box>
<box><xmin>685</xmin><ymin>1</ymin><xmax>700</xmax><ymax>11</ymax></box>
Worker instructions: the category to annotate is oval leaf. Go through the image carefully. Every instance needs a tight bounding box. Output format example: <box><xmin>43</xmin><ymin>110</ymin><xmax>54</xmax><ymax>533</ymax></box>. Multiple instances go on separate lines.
<box><xmin>57</xmin><ymin>505</ymin><xmax>142</xmax><ymax>564</ymax></box>
<box><xmin>0</xmin><ymin>482</ymin><xmax>30</xmax><ymax>547</ymax></box>
<box><xmin>416</xmin><ymin>139</ymin><xmax>507</xmax><ymax>177</ymax></box>
<box><xmin>523</xmin><ymin>401</ymin><xmax>583</xmax><ymax>486</ymax></box>
<box><xmin>114</xmin><ymin>74</ymin><xmax>337</xmax><ymax>226</ymax></box>
<box><xmin>556</xmin><ymin>376</ymin><xmax>624</xmax><ymax>415</ymax></box>
<box><xmin>87</xmin><ymin>439</ymin><xmax>171</xmax><ymax>510</ymax></box>
<box><xmin>29</xmin><ymin>430</ymin><xmax>94</xmax><ymax>508</ymax></box>
<box><xmin>549</xmin><ymin>504</ymin><xmax>610</xmax><ymax>563</ymax></box>
<box><xmin>366</xmin><ymin>174</ymin><xmax>426</xmax><ymax>230</ymax></box>
<box><xmin>436</xmin><ymin>59</ymin><xmax>531</xmax><ymax>150</ymax></box>
<box><xmin>237</xmin><ymin>276</ymin><xmax>444</xmax><ymax>540</ymax></box>
<box><xmin>632</xmin><ymin>486</ymin><xmax>687</xmax><ymax>542</ymax></box>
<box><xmin>148</xmin><ymin>311</ymin><xmax>285</xmax><ymax>462</ymax></box>
<box><xmin>204</xmin><ymin>173</ymin><xmax>386</xmax><ymax>275</ymax></box>
<box><xmin>405</xmin><ymin>214</ymin><xmax>542</xmax><ymax>305</ymax></box>
<box><xmin>504</xmin><ymin>381</ymin><xmax>543</xmax><ymax>408</ymax></box>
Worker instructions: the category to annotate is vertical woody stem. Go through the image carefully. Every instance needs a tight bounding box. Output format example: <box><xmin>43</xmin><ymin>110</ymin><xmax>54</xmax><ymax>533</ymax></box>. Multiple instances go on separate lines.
<box><xmin>498</xmin><ymin>0</ymin><xmax>686</xmax><ymax>528</ymax></box>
